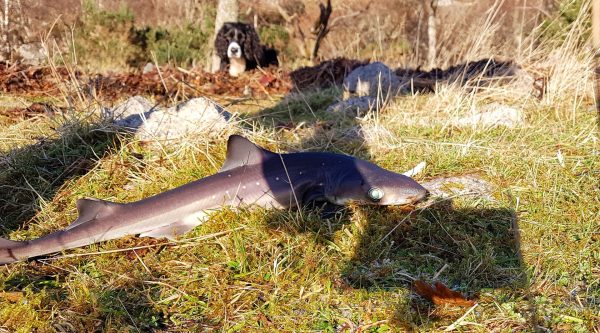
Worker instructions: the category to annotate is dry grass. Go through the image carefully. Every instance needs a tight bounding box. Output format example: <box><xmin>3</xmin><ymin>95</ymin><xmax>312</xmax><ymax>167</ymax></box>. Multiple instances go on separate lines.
<box><xmin>0</xmin><ymin>2</ymin><xmax>598</xmax><ymax>333</ymax></box>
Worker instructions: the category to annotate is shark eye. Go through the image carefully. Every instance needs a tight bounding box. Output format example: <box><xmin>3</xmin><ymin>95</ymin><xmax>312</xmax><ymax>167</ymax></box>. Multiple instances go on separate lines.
<box><xmin>367</xmin><ymin>187</ymin><xmax>384</xmax><ymax>202</ymax></box>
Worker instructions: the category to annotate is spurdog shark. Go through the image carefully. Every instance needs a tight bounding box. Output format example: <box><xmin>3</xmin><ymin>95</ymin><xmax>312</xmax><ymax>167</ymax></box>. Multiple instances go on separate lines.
<box><xmin>0</xmin><ymin>135</ymin><xmax>428</xmax><ymax>264</ymax></box>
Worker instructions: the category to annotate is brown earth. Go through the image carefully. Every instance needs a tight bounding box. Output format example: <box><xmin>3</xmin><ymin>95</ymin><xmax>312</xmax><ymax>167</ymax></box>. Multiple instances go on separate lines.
<box><xmin>0</xmin><ymin>61</ymin><xmax>291</xmax><ymax>102</ymax></box>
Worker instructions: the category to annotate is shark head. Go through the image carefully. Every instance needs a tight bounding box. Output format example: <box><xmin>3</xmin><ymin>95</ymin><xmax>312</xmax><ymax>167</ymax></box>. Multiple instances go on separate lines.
<box><xmin>327</xmin><ymin>158</ymin><xmax>429</xmax><ymax>206</ymax></box>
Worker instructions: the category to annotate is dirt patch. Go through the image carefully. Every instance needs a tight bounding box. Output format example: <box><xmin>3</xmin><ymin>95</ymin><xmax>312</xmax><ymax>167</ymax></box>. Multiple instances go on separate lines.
<box><xmin>91</xmin><ymin>67</ymin><xmax>292</xmax><ymax>100</ymax></box>
<box><xmin>290</xmin><ymin>57</ymin><xmax>369</xmax><ymax>91</ymax></box>
<box><xmin>0</xmin><ymin>62</ymin><xmax>292</xmax><ymax>101</ymax></box>
<box><xmin>0</xmin><ymin>62</ymin><xmax>77</xmax><ymax>96</ymax></box>
<box><xmin>394</xmin><ymin>58</ymin><xmax>519</xmax><ymax>92</ymax></box>
<box><xmin>0</xmin><ymin>103</ymin><xmax>58</xmax><ymax>124</ymax></box>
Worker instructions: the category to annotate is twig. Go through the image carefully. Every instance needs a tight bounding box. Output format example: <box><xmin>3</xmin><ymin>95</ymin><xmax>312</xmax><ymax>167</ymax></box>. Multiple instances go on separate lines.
<box><xmin>402</xmin><ymin>161</ymin><xmax>427</xmax><ymax>177</ymax></box>
<box><xmin>432</xmin><ymin>263</ymin><xmax>449</xmax><ymax>280</ymax></box>
<box><xmin>151</xmin><ymin>51</ymin><xmax>171</xmax><ymax>102</ymax></box>
<box><xmin>443</xmin><ymin>303</ymin><xmax>478</xmax><ymax>331</ymax></box>
<box><xmin>117</xmin><ymin>297</ymin><xmax>141</xmax><ymax>333</ymax></box>
<box><xmin>356</xmin><ymin>319</ymin><xmax>389</xmax><ymax>333</ymax></box>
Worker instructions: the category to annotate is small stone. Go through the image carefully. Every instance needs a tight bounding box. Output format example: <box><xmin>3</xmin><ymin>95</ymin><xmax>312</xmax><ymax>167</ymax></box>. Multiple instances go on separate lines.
<box><xmin>453</xmin><ymin>104</ymin><xmax>524</xmax><ymax>128</ymax></box>
<box><xmin>142</xmin><ymin>63</ymin><xmax>155</xmax><ymax>74</ymax></box>
<box><xmin>326</xmin><ymin>96</ymin><xmax>378</xmax><ymax>116</ymax></box>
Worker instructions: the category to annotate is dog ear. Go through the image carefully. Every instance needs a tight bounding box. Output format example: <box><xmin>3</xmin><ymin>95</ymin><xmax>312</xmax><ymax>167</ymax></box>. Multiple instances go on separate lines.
<box><xmin>215</xmin><ymin>25</ymin><xmax>231</xmax><ymax>61</ymax></box>
<box><xmin>242</xmin><ymin>25</ymin><xmax>264</xmax><ymax>65</ymax></box>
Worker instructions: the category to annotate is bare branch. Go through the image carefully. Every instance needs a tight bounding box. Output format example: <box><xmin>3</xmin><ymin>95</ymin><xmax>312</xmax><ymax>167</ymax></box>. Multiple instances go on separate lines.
<box><xmin>311</xmin><ymin>0</ymin><xmax>332</xmax><ymax>61</ymax></box>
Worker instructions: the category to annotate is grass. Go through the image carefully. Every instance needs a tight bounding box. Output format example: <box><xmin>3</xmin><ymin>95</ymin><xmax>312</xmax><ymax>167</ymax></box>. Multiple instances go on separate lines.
<box><xmin>0</xmin><ymin>4</ymin><xmax>599</xmax><ymax>333</ymax></box>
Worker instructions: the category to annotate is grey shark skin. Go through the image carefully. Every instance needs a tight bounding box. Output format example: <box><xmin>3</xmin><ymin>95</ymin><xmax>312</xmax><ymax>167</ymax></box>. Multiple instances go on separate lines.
<box><xmin>0</xmin><ymin>135</ymin><xmax>428</xmax><ymax>264</ymax></box>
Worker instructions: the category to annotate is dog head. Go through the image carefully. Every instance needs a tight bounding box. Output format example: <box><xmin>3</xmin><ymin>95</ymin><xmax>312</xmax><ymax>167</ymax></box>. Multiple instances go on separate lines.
<box><xmin>215</xmin><ymin>22</ymin><xmax>277</xmax><ymax>76</ymax></box>
<box><xmin>221</xmin><ymin>23</ymin><xmax>253</xmax><ymax>58</ymax></box>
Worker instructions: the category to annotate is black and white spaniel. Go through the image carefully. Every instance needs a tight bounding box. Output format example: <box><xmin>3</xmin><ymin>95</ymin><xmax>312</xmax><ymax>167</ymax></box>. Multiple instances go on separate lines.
<box><xmin>215</xmin><ymin>22</ymin><xmax>279</xmax><ymax>77</ymax></box>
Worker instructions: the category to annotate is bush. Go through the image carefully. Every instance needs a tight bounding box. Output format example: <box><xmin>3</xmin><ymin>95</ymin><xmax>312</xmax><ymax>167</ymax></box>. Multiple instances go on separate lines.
<box><xmin>127</xmin><ymin>24</ymin><xmax>212</xmax><ymax>68</ymax></box>
<box><xmin>73</xmin><ymin>0</ymin><xmax>214</xmax><ymax>71</ymax></box>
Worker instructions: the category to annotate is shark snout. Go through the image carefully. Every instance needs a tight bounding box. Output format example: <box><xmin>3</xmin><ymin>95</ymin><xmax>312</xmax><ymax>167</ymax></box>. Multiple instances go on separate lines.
<box><xmin>395</xmin><ymin>182</ymin><xmax>429</xmax><ymax>205</ymax></box>
<box><xmin>413</xmin><ymin>189</ymin><xmax>430</xmax><ymax>203</ymax></box>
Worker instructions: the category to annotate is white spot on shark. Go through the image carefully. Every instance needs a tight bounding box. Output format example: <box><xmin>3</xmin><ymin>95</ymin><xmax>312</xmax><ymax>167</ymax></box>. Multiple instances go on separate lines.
<box><xmin>275</xmin><ymin>177</ymin><xmax>280</xmax><ymax>181</ymax></box>
<box><xmin>256</xmin><ymin>182</ymin><xmax>260</xmax><ymax>186</ymax></box>
<box><xmin>242</xmin><ymin>185</ymin><xmax>246</xmax><ymax>189</ymax></box>
<box><xmin>228</xmin><ymin>174</ymin><xmax>231</xmax><ymax>178</ymax></box>
<box><xmin>299</xmin><ymin>171</ymin><xmax>303</xmax><ymax>175</ymax></box>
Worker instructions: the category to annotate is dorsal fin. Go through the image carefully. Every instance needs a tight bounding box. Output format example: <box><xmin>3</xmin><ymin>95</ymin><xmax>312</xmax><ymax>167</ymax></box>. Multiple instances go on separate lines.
<box><xmin>220</xmin><ymin>135</ymin><xmax>276</xmax><ymax>172</ymax></box>
<box><xmin>65</xmin><ymin>198</ymin><xmax>122</xmax><ymax>230</ymax></box>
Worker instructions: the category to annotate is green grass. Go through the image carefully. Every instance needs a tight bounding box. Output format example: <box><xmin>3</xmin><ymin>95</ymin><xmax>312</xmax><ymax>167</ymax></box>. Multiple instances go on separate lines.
<box><xmin>0</xmin><ymin>78</ymin><xmax>597</xmax><ymax>331</ymax></box>
<box><xmin>0</xmin><ymin>6</ymin><xmax>598</xmax><ymax>333</ymax></box>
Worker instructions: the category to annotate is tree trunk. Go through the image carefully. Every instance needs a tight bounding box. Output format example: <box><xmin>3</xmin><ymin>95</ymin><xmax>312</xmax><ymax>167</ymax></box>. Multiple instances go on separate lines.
<box><xmin>209</xmin><ymin>0</ymin><xmax>239</xmax><ymax>73</ymax></box>
<box><xmin>425</xmin><ymin>0</ymin><xmax>437</xmax><ymax>68</ymax></box>
<box><xmin>1</xmin><ymin>0</ymin><xmax>9</xmax><ymax>58</ymax></box>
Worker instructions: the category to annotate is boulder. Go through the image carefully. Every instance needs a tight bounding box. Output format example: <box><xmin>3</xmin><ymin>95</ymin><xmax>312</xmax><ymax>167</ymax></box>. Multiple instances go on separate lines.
<box><xmin>343</xmin><ymin>62</ymin><xmax>405</xmax><ymax>98</ymax></box>
<box><xmin>109</xmin><ymin>96</ymin><xmax>232</xmax><ymax>141</ymax></box>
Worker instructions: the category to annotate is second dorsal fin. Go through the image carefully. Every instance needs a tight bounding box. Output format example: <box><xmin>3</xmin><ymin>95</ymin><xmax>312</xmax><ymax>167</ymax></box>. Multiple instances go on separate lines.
<box><xmin>219</xmin><ymin>135</ymin><xmax>276</xmax><ymax>172</ymax></box>
<box><xmin>65</xmin><ymin>198</ymin><xmax>122</xmax><ymax>230</ymax></box>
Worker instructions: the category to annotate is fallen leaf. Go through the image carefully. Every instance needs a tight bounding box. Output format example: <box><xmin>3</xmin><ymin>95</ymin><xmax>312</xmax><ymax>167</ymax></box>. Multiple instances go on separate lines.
<box><xmin>257</xmin><ymin>312</ymin><xmax>273</xmax><ymax>327</ymax></box>
<box><xmin>258</xmin><ymin>74</ymin><xmax>276</xmax><ymax>86</ymax></box>
<box><xmin>414</xmin><ymin>280</ymin><xmax>476</xmax><ymax>307</ymax></box>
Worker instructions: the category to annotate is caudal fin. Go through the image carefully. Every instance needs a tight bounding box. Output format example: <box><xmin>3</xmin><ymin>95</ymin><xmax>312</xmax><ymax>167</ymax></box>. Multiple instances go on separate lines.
<box><xmin>0</xmin><ymin>237</ymin><xmax>25</xmax><ymax>265</ymax></box>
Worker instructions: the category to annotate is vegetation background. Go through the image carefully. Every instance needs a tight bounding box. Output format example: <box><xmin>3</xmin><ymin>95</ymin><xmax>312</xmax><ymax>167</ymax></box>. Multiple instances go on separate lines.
<box><xmin>0</xmin><ymin>0</ymin><xmax>597</xmax><ymax>332</ymax></box>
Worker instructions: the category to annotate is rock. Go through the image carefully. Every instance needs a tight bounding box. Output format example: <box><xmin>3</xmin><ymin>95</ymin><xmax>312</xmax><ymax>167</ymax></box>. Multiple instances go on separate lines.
<box><xmin>16</xmin><ymin>43</ymin><xmax>47</xmax><ymax>65</ymax></box>
<box><xmin>142</xmin><ymin>63</ymin><xmax>155</xmax><ymax>74</ymax></box>
<box><xmin>326</xmin><ymin>96</ymin><xmax>378</xmax><ymax>116</ymax></box>
<box><xmin>111</xmin><ymin>96</ymin><xmax>157</xmax><ymax>129</ymax></box>
<box><xmin>421</xmin><ymin>175</ymin><xmax>494</xmax><ymax>201</ymax></box>
<box><xmin>343</xmin><ymin>62</ymin><xmax>405</xmax><ymax>98</ymax></box>
<box><xmin>330</xmin><ymin>62</ymin><xmax>408</xmax><ymax>115</ymax></box>
<box><xmin>453</xmin><ymin>104</ymin><xmax>524</xmax><ymax>128</ymax></box>
<box><xmin>109</xmin><ymin>96</ymin><xmax>232</xmax><ymax>142</ymax></box>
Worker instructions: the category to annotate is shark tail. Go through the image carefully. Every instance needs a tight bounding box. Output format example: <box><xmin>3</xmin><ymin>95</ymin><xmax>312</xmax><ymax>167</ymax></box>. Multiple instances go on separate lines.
<box><xmin>0</xmin><ymin>237</ymin><xmax>25</xmax><ymax>265</ymax></box>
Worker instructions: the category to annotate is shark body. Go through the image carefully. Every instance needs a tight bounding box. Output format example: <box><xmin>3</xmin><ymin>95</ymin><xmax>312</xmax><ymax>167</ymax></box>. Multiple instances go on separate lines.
<box><xmin>0</xmin><ymin>135</ymin><xmax>428</xmax><ymax>264</ymax></box>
